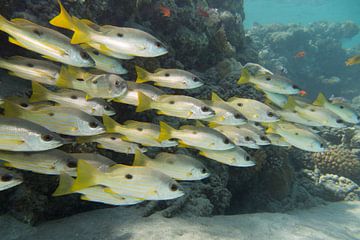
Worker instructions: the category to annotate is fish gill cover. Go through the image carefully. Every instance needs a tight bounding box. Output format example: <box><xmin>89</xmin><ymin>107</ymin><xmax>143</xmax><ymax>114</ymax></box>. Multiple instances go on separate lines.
<box><xmin>0</xmin><ymin>0</ymin><xmax>358</xmax><ymax>226</ymax></box>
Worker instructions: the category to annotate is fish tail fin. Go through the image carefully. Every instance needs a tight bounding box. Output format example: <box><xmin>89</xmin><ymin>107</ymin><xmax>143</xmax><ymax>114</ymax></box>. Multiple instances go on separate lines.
<box><xmin>133</xmin><ymin>150</ymin><xmax>148</xmax><ymax>166</ymax></box>
<box><xmin>0</xmin><ymin>15</ymin><xmax>11</xmax><ymax>32</ymax></box>
<box><xmin>208</xmin><ymin>122</ymin><xmax>219</xmax><ymax>128</ymax></box>
<box><xmin>102</xmin><ymin>115</ymin><xmax>120</xmax><ymax>132</ymax></box>
<box><xmin>71</xmin><ymin>160</ymin><xmax>102</xmax><ymax>191</ymax></box>
<box><xmin>282</xmin><ymin>96</ymin><xmax>297</xmax><ymax>110</ymax></box>
<box><xmin>70</xmin><ymin>17</ymin><xmax>93</xmax><ymax>44</ymax></box>
<box><xmin>2</xmin><ymin>100</ymin><xmax>23</xmax><ymax>118</ymax></box>
<box><xmin>50</xmin><ymin>0</ymin><xmax>75</xmax><ymax>31</ymax></box>
<box><xmin>237</xmin><ymin>68</ymin><xmax>250</xmax><ymax>85</ymax></box>
<box><xmin>158</xmin><ymin>121</ymin><xmax>174</xmax><ymax>142</ymax></box>
<box><xmin>30</xmin><ymin>82</ymin><xmax>50</xmax><ymax>102</ymax></box>
<box><xmin>135</xmin><ymin>66</ymin><xmax>150</xmax><ymax>83</ymax></box>
<box><xmin>52</xmin><ymin>173</ymin><xmax>75</xmax><ymax>196</ymax></box>
<box><xmin>313</xmin><ymin>92</ymin><xmax>328</xmax><ymax>106</ymax></box>
<box><xmin>76</xmin><ymin>136</ymin><xmax>90</xmax><ymax>144</ymax></box>
<box><xmin>211</xmin><ymin>92</ymin><xmax>224</xmax><ymax>102</ymax></box>
<box><xmin>136</xmin><ymin>92</ymin><xmax>152</xmax><ymax>112</ymax></box>
<box><xmin>56</xmin><ymin>66</ymin><xmax>71</xmax><ymax>87</ymax></box>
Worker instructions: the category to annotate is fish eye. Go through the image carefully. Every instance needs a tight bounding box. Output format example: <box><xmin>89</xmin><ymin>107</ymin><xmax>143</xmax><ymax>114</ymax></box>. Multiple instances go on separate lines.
<box><xmin>237</xmin><ymin>103</ymin><xmax>243</xmax><ymax>107</ymax></box>
<box><xmin>254</xmin><ymin>122</ymin><xmax>260</xmax><ymax>126</ymax></box>
<box><xmin>76</xmin><ymin>78</ymin><xmax>84</xmax><ymax>82</ymax></box>
<box><xmin>320</xmin><ymin>143</ymin><xmax>324</xmax><ymax>148</ymax></box>
<box><xmin>117</xmin><ymin>33</ymin><xmax>124</xmax><ymax>37</ymax></box>
<box><xmin>155</xmin><ymin>41</ymin><xmax>163</xmax><ymax>48</ymax></box>
<box><xmin>336</xmin><ymin>119</ymin><xmax>343</xmax><ymax>124</ymax></box>
<box><xmin>201</xmin><ymin>106</ymin><xmax>210</xmax><ymax>112</ymax></box>
<box><xmin>292</xmin><ymin>84</ymin><xmax>300</xmax><ymax>89</ymax></box>
<box><xmin>115</xmin><ymin>80</ymin><xmax>123</xmax><ymax>88</ymax></box>
<box><xmin>125</xmin><ymin>174</ymin><xmax>133</xmax><ymax>180</ymax></box>
<box><xmin>27</xmin><ymin>63</ymin><xmax>34</xmax><ymax>68</ymax></box>
<box><xmin>137</xmin><ymin>127</ymin><xmax>143</xmax><ymax>132</ymax></box>
<box><xmin>265</xmin><ymin>76</ymin><xmax>271</xmax><ymax>81</ymax></box>
<box><xmin>223</xmin><ymin>138</ymin><xmax>230</xmax><ymax>144</ymax></box>
<box><xmin>164</xmin><ymin>73</ymin><xmax>170</xmax><ymax>77</ymax></box>
<box><xmin>110</xmin><ymin>136</ymin><xmax>117</xmax><ymax>140</ymax></box>
<box><xmin>48</xmin><ymin>112</ymin><xmax>54</xmax><ymax>117</ymax></box>
<box><xmin>169</xmin><ymin>183</ymin><xmax>178</xmax><ymax>192</ymax></box>
<box><xmin>310</xmin><ymin>108</ymin><xmax>315</xmax><ymax>112</ymax></box>
<box><xmin>201</xmin><ymin>168</ymin><xmax>207</xmax><ymax>174</ymax></box>
<box><xmin>192</xmin><ymin>77</ymin><xmax>200</xmax><ymax>82</ymax></box>
<box><xmin>169</xmin><ymin>100</ymin><xmax>175</xmax><ymax>104</ymax></box>
<box><xmin>169</xmin><ymin>138</ymin><xmax>177</xmax><ymax>141</ymax></box>
<box><xmin>89</xmin><ymin>121</ymin><xmax>99</xmax><ymax>128</ymax></box>
<box><xmin>357</xmin><ymin>116</ymin><xmax>360</xmax><ymax>120</ymax></box>
<box><xmin>260</xmin><ymin>135</ymin><xmax>267</xmax><ymax>141</ymax></box>
<box><xmin>295</xmin><ymin>132</ymin><xmax>299</xmax><ymax>135</ymax></box>
<box><xmin>92</xmin><ymin>50</ymin><xmax>99</xmax><ymax>55</ymax></box>
<box><xmin>70</xmin><ymin>95</ymin><xmax>78</xmax><ymax>99</ymax></box>
<box><xmin>245</xmin><ymin>156</ymin><xmax>250</xmax><ymax>161</ymax></box>
<box><xmin>41</xmin><ymin>134</ymin><xmax>54</xmax><ymax>142</ymax></box>
<box><xmin>67</xmin><ymin>160</ymin><xmax>77</xmax><ymax>168</ymax></box>
<box><xmin>80</xmin><ymin>51</ymin><xmax>91</xmax><ymax>60</ymax></box>
<box><xmin>267</xmin><ymin>112</ymin><xmax>274</xmax><ymax>117</ymax></box>
<box><xmin>92</xmin><ymin>80</ymin><xmax>98</xmax><ymax>84</ymax></box>
<box><xmin>104</xmin><ymin>105</ymin><xmax>111</xmax><ymax>111</ymax></box>
<box><xmin>245</xmin><ymin>136</ymin><xmax>251</xmax><ymax>141</ymax></box>
<box><xmin>339</xmin><ymin>105</ymin><xmax>344</xmax><ymax>109</ymax></box>
<box><xmin>20</xmin><ymin>102</ymin><xmax>29</xmax><ymax>108</ymax></box>
<box><xmin>1</xmin><ymin>174</ymin><xmax>13</xmax><ymax>182</ymax></box>
<box><xmin>234</xmin><ymin>113</ymin><xmax>243</xmax><ymax>119</ymax></box>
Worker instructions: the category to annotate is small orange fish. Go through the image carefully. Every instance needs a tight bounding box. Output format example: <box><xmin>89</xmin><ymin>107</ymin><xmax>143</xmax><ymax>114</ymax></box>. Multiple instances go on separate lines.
<box><xmin>160</xmin><ymin>5</ymin><xmax>171</xmax><ymax>17</ymax></box>
<box><xmin>294</xmin><ymin>51</ymin><xmax>305</xmax><ymax>58</ymax></box>
<box><xmin>299</xmin><ymin>90</ymin><xmax>307</xmax><ymax>96</ymax></box>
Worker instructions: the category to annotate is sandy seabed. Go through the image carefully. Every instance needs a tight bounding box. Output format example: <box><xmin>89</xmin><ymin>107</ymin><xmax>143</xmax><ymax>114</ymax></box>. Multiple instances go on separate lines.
<box><xmin>1</xmin><ymin>201</ymin><xmax>360</xmax><ymax>240</ymax></box>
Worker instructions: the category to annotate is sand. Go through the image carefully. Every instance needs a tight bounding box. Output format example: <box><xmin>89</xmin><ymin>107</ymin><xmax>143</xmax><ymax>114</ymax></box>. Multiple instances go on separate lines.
<box><xmin>1</xmin><ymin>201</ymin><xmax>360</xmax><ymax>240</ymax></box>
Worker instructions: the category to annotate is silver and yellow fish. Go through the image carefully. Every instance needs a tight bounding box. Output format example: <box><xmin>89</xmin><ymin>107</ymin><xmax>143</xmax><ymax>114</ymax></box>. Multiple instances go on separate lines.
<box><xmin>235</xmin><ymin>125</ymin><xmax>270</xmax><ymax>146</ymax></box>
<box><xmin>265</xmin><ymin>133</ymin><xmax>291</xmax><ymax>147</ymax></box>
<box><xmin>133</xmin><ymin>151</ymin><xmax>209</xmax><ymax>181</ymax></box>
<box><xmin>0</xmin><ymin>15</ymin><xmax>94</xmax><ymax>67</ymax></box>
<box><xmin>266</xmin><ymin>122</ymin><xmax>326</xmax><ymax>152</ymax></box>
<box><xmin>30</xmin><ymin>82</ymin><xmax>115</xmax><ymax>116</ymax></box>
<box><xmin>313</xmin><ymin>93</ymin><xmax>359</xmax><ymax>124</ymax></box>
<box><xmin>72</xmin><ymin>160</ymin><xmax>184</xmax><ymax>200</ymax></box>
<box><xmin>0</xmin><ymin>117</ymin><xmax>64</xmax><ymax>151</ymax></box>
<box><xmin>70</xmin><ymin>153</ymin><xmax>116</xmax><ymax>172</ymax></box>
<box><xmin>56</xmin><ymin>65</ymin><xmax>128</xmax><ymax>99</ymax></box>
<box><xmin>103</xmin><ymin>115</ymin><xmax>177</xmax><ymax>147</ymax></box>
<box><xmin>0</xmin><ymin>149</ymin><xmax>78</xmax><ymax>176</ymax></box>
<box><xmin>113</xmin><ymin>81</ymin><xmax>164</xmax><ymax>106</ymax></box>
<box><xmin>3</xmin><ymin>100</ymin><xmax>105</xmax><ymax>136</ymax></box>
<box><xmin>212</xmin><ymin>125</ymin><xmax>259</xmax><ymax>149</ymax></box>
<box><xmin>53</xmin><ymin>173</ymin><xmax>143</xmax><ymax>206</ymax></box>
<box><xmin>76</xmin><ymin>133</ymin><xmax>147</xmax><ymax>154</ymax></box>
<box><xmin>81</xmin><ymin>44</ymin><xmax>127</xmax><ymax>74</ymax></box>
<box><xmin>203</xmin><ymin>93</ymin><xmax>246</xmax><ymax>126</ymax></box>
<box><xmin>227</xmin><ymin>97</ymin><xmax>280</xmax><ymax>122</ymax></box>
<box><xmin>50</xmin><ymin>1</ymin><xmax>168</xmax><ymax>58</ymax></box>
<box><xmin>238</xmin><ymin>63</ymin><xmax>300</xmax><ymax>95</ymax></box>
<box><xmin>158</xmin><ymin>121</ymin><xmax>235</xmax><ymax>150</ymax></box>
<box><xmin>263</xmin><ymin>90</ymin><xmax>288</xmax><ymax>108</ymax></box>
<box><xmin>135</xmin><ymin>66</ymin><xmax>203</xmax><ymax>89</ymax></box>
<box><xmin>198</xmin><ymin>146</ymin><xmax>255</xmax><ymax>167</ymax></box>
<box><xmin>0</xmin><ymin>56</ymin><xmax>60</xmax><ymax>85</ymax></box>
<box><xmin>137</xmin><ymin>93</ymin><xmax>215</xmax><ymax>119</ymax></box>
<box><xmin>0</xmin><ymin>167</ymin><xmax>23</xmax><ymax>191</ymax></box>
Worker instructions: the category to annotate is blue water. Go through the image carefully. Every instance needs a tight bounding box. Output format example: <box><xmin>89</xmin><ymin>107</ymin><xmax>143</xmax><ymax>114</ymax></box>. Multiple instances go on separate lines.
<box><xmin>244</xmin><ymin>0</ymin><xmax>360</xmax><ymax>47</ymax></box>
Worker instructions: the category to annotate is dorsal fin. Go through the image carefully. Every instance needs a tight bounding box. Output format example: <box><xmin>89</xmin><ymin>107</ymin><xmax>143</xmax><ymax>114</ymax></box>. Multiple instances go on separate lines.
<box><xmin>211</xmin><ymin>92</ymin><xmax>224</xmax><ymax>102</ymax></box>
<box><xmin>313</xmin><ymin>92</ymin><xmax>328</xmax><ymax>107</ymax></box>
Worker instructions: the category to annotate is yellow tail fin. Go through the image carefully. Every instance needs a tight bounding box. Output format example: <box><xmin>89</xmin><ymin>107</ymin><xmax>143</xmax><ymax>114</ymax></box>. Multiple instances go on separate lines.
<box><xmin>49</xmin><ymin>0</ymin><xmax>75</xmax><ymax>30</ymax></box>
<box><xmin>132</xmin><ymin>150</ymin><xmax>149</xmax><ymax>166</ymax></box>
<box><xmin>136</xmin><ymin>92</ymin><xmax>153</xmax><ymax>112</ymax></box>
<box><xmin>208</xmin><ymin>122</ymin><xmax>219</xmax><ymax>128</ymax></box>
<box><xmin>135</xmin><ymin>66</ymin><xmax>150</xmax><ymax>83</ymax></box>
<box><xmin>70</xmin><ymin>17</ymin><xmax>92</xmax><ymax>44</ymax></box>
<box><xmin>0</xmin><ymin>15</ymin><xmax>11</xmax><ymax>32</ymax></box>
<box><xmin>313</xmin><ymin>92</ymin><xmax>328</xmax><ymax>107</ymax></box>
<box><xmin>282</xmin><ymin>96</ymin><xmax>297</xmax><ymax>110</ymax></box>
<box><xmin>237</xmin><ymin>68</ymin><xmax>250</xmax><ymax>85</ymax></box>
<box><xmin>76</xmin><ymin>136</ymin><xmax>91</xmax><ymax>144</ymax></box>
<box><xmin>211</xmin><ymin>92</ymin><xmax>224</xmax><ymax>102</ymax></box>
<box><xmin>71</xmin><ymin>160</ymin><xmax>102</xmax><ymax>191</ymax></box>
<box><xmin>102</xmin><ymin>115</ymin><xmax>121</xmax><ymax>133</ymax></box>
<box><xmin>158</xmin><ymin>121</ymin><xmax>175</xmax><ymax>142</ymax></box>
<box><xmin>56</xmin><ymin>66</ymin><xmax>72</xmax><ymax>88</ymax></box>
<box><xmin>2</xmin><ymin>100</ymin><xmax>23</xmax><ymax>118</ymax></box>
<box><xmin>52</xmin><ymin>173</ymin><xmax>75</xmax><ymax>196</ymax></box>
<box><xmin>30</xmin><ymin>82</ymin><xmax>50</xmax><ymax>102</ymax></box>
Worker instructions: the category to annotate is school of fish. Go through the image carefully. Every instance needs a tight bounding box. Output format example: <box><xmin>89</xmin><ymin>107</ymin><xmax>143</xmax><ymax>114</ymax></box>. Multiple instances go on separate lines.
<box><xmin>0</xmin><ymin>0</ymin><xmax>359</xmax><ymax>206</ymax></box>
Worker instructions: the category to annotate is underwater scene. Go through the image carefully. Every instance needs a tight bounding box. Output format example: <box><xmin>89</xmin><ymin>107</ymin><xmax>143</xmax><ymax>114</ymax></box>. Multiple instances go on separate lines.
<box><xmin>0</xmin><ymin>0</ymin><xmax>359</xmax><ymax>239</ymax></box>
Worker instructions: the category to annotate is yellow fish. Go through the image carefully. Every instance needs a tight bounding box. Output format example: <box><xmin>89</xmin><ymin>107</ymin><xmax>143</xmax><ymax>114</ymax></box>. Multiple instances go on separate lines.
<box><xmin>212</xmin><ymin>125</ymin><xmax>259</xmax><ymax>149</ymax></box>
<box><xmin>345</xmin><ymin>55</ymin><xmax>360</xmax><ymax>66</ymax></box>
<box><xmin>72</xmin><ymin>160</ymin><xmax>184</xmax><ymax>200</ymax></box>
<box><xmin>0</xmin><ymin>117</ymin><xmax>64</xmax><ymax>151</ymax></box>
<box><xmin>0</xmin><ymin>15</ymin><xmax>95</xmax><ymax>67</ymax></box>
<box><xmin>3</xmin><ymin>100</ymin><xmax>105</xmax><ymax>136</ymax></box>
<box><xmin>76</xmin><ymin>133</ymin><xmax>147</xmax><ymax>154</ymax></box>
<box><xmin>133</xmin><ymin>150</ymin><xmax>209</xmax><ymax>180</ymax></box>
<box><xmin>103</xmin><ymin>115</ymin><xmax>177</xmax><ymax>147</ymax></box>
<box><xmin>0</xmin><ymin>56</ymin><xmax>60</xmax><ymax>85</ymax></box>
<box><xmin>137</xmin><ymin>93</ymin><xmax>215</xmax><ymax>119</ymax></box>
<box><xmin>53</xmin><ymin>173</ymin><xmax>143</xmax><ymax>206</ymax></box>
